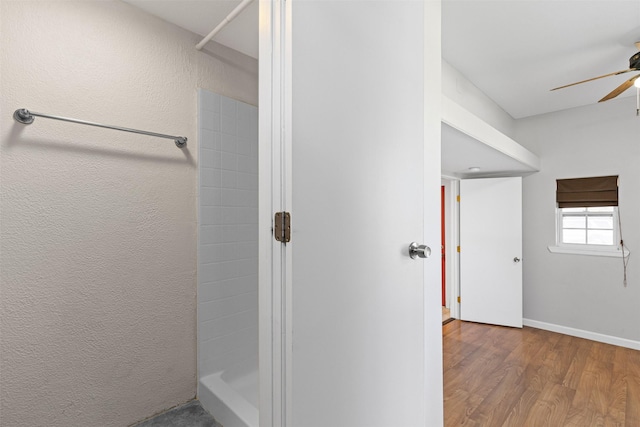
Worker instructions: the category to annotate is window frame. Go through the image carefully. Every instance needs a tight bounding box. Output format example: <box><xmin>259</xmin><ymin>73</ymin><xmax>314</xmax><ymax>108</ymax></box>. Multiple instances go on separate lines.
<box><xmin>549</xmin><ymin>206</ymin><xmax>628</xmax><ymax>257</ymax></box>
<box><xmin>557</xmin><ymin>206</ymin><xmax>617</xmax><ymax>247</ymax></box>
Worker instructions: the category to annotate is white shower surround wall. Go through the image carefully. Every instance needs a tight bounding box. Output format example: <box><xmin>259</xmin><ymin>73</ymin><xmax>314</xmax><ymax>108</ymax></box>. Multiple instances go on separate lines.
<box><xmin>197</xmin><ymin>89</ymin><xmax>259</xmax><ymax>427</ymax></box>
<box><xmin>199</xmin><ymin>358</ymin><xmax>259</xmax><ymax>427</ymax></box>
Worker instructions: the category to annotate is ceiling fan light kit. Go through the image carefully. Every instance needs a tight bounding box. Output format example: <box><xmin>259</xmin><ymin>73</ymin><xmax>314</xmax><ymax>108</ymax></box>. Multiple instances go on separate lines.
<box><xmin>551</xmin><ymin>42</ymin><xmax>640</xmax><ymax>115</ymax></box>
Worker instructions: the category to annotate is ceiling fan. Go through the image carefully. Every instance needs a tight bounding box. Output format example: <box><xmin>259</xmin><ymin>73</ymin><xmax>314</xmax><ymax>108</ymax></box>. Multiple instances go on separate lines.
<box><xmin>551</xmin><ymin>42</ymin><xmax>640</xmax><ymax>103</ymax></box>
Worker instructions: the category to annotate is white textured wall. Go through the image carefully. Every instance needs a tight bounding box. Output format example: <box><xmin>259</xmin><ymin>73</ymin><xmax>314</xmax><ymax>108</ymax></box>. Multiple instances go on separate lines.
<box><xmin>197</xmin><ymin>90</ymin><xmax>258</xmax><ymax>379</ymax></box>
<box><xmin>516</xmin><ymin>97</ymin><xmax>640</xmax><ymax>342</ymax></box>
<box><xmin>0</xmin><ymin>1</ymin><xmax>257</xmax><ymax>426</ymax></box>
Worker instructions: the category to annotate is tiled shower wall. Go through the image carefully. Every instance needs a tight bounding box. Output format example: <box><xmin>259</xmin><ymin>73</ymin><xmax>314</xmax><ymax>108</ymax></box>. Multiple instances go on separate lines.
<box><xmin>198</xmin><ymin>89</ymin><xmax>258</xmax><ymax>378</ymax></box>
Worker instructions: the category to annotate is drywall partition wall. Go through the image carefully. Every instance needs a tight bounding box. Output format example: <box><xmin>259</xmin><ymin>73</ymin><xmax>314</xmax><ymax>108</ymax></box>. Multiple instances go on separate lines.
<box><xmin>516</xmin><ymin>97</ymin><xmax>640</xmax><ymax>346</ymax></box>
<box><xmin>0</xmin><ymin>2</ymin><xmax>257</xmax><ymax>427</ymax></box>
<box><xmin>198</xmin><ymin>90</ymin><xmax>258</xmax><ymax>378</ymax></box>
<box><xmin>442</xmin><ymin>60</ymin><xmax>516</xmax><ymax>138</ymax></box>
<box><xmin>442</xmin><ymin>95</ymin><xmax>540</xmax><ymax>178</ymax></box>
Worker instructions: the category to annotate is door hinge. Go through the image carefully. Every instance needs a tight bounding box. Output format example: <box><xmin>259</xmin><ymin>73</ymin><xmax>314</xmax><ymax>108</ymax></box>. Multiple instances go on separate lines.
<box><xmin>457</xmin><ymin>296</ymin><xmax>461</xmax><ymax>303</ymax></box>
<box><xmin>274</xmin><ymin>212</ymin><xmax>291</xmax><ymax>243</ymax></box>
<box><xmin>457</xmin><ymin>246</ymin><xmax>460</xmax><ymax>253</ymax></box>
<box><xmin>456</xmin><ymin>195</ymin><xmax>460</xmax><ymax>202</ymax></box>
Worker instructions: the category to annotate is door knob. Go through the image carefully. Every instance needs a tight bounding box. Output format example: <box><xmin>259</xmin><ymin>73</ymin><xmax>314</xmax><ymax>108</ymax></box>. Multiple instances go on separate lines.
<box><xmin>514</xmin><ymin>257</ymin><xmax>521</xmax><ymax>263</ymax></box>
<box><xmin>409</xmin><ymin>242</ymin><xmax>431</xmax><ymax>259</ymax></box>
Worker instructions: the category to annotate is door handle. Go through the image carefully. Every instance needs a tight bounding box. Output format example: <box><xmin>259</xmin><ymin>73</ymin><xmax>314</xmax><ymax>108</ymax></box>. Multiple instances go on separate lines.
<box><xmin>409</xmin><ymin>242</ymin><xmax>431</xmax><ymax>259</ymax></box>
<box><xmin>513</xmin><ymin>257</ymin><xmax>521</xmax><ymax>263</ymax></box>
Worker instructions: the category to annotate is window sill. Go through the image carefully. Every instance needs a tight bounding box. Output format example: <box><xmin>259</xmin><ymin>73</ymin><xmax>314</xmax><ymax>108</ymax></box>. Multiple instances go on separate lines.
<box><xmin>548</xmin><ymin>245</ymin><xmax>629</xmax><ymax>258</ymax></box>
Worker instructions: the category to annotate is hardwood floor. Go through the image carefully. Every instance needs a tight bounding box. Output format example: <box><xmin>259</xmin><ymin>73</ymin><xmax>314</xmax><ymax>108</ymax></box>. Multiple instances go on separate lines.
<box><xmin>443</xmin><ymin>320</ymin><xmax>640</xmax><ymax>427</ymax></box>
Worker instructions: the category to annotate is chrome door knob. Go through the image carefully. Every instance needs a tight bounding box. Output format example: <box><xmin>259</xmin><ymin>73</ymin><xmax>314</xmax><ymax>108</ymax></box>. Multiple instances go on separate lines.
<box><xmin>409</xmin><ymin>242</ymin><xmax>431</xmax><ymax>259</ymax></box>
<box><xmin>514</xmin><ymin>257</ymin><xmax>521</xmax><ymax>263</ymax></box>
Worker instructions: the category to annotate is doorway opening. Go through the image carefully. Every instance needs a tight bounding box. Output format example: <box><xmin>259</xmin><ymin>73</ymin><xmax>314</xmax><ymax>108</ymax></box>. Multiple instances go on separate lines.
<box><xmin>441</xmin><ymin>185</ymin><xmax>450</xmax><ymax>323</ymax></box>
<box><xmin>441</xmin><ymin>178</ymin><xmax>460</xmax><ymax>324</ymax></box>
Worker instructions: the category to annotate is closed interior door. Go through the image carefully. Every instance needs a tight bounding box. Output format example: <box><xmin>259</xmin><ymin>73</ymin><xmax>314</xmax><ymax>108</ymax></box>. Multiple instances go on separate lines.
<box><xmin>459</xmin><ymin>177</ymin><xmax>523</xmax><ymax>328</ymax></box>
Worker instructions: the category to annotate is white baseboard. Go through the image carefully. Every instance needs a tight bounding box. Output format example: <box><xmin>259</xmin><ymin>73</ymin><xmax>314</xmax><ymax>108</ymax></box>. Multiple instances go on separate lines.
<box><xmin>523</xmin><ymin>318</ymin><xmax>640</xmax><ymax>351</ymax></box>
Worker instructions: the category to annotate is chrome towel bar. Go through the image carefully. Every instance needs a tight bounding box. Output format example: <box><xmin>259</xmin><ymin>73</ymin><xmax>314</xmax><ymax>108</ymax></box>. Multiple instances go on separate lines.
<box><xmin>13</xmin><ymin>108</ymin><xmax>187</xmax><ymax>148</ymax></box>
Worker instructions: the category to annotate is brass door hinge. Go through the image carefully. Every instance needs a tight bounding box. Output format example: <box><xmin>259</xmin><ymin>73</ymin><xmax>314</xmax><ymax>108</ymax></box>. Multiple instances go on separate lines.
<box><xmin>456</xmin><ymin>195</ymin><xmax>460</xmax><ymax>202</ymax></box>
<box><xmin>457</xmin><ymin>296</ymin><xmax>461</xmax><ymax>303</ymax></box>
<box><xmin>274</xmin><ymin>212</ymin><xmax>291</xmax><ymax>243</ymax></box>
<box><xmin>457</xmin><ymin>246</ymin><xmax>460</xmax><ymax>253</ymax></box>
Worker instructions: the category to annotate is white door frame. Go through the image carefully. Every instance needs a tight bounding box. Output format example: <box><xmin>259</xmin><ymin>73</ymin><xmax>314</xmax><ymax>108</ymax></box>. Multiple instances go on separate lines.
<box><xmin>258</xmin><ymin>0</ymin><xmax>291</xmax><ymax>425</ymax></box>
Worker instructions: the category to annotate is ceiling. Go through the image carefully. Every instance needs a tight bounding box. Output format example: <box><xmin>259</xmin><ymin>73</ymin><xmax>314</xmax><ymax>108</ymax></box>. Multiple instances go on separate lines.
<box><xmin>123</xmin><ymin>0</ymin><xmax>639</xmax><ymax>175</ymax></box>
<box><xmin>124</xmin><ymin>0</ymin><xmax>259</xmax><ymax>59</ymax></box>
<box><xmin>443</xmin><ymin>0</ymin><xmax>640</xmax><ymax>119</ymax></box>
<box><xmin>125</xmin><ymin>0</ymin><xmax>640</xmax><ymax>120</ymax></box>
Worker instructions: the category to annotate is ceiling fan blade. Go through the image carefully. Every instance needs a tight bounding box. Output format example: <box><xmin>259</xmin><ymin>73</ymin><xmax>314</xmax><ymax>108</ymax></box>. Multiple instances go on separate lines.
<box><xmin>550</xmin><ymin>69</ymin><xmax>637</xmax><ymax>91</ymax></box>
<box><xmin>599</xmin><ymin>74</ymin><xmax>640</xmax><ymax>102</ymax></box>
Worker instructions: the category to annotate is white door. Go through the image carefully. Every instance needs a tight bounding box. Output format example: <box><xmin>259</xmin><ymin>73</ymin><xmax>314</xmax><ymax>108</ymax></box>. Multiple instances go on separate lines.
<box><xmin>459</xmin><ymin>177</ymin><xmax>523</xmax><ymax>328</ymax></box>
<box><xmin>259</xmin><ymin>1</ymin><xmax>443</xmax><ymax>427</ymax></box>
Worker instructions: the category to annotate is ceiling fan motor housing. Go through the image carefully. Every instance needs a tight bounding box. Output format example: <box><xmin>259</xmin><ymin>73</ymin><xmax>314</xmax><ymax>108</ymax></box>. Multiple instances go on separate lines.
<box><xmin>630</xmin><ymin>52</ymin><xmax>640</xmax><ymax>69</ymax></box>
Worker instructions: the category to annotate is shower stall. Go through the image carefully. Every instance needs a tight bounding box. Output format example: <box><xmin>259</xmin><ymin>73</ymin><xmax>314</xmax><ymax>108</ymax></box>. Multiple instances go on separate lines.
<box><xmin>197</xmin><ymin>89</ymin><xmax>259</xmax><ymax>427</ymax></box>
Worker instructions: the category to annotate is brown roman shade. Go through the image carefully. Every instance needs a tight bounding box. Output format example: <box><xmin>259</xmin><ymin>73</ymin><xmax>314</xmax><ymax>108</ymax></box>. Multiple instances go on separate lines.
<box><xmin>556</xmin><ymin>175</ymin><xmax>618</xmax><ymax>208</ymax></box>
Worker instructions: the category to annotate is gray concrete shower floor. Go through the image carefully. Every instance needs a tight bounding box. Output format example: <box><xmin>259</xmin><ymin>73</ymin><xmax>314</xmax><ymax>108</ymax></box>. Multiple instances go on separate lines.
<box><xmin>132</xmin><ymin>400</ymin><xmax>220</xmax><ymax>427</ymax></box>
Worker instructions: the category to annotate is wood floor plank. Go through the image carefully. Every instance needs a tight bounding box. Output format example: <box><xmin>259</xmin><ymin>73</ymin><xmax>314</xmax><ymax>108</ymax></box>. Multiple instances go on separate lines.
<box><xmin>470</xmin><ymin>328</ymin><xmax>557</xmax><ymax>426</ymax></box>
<box><xmin>589</xmin><ymin>340</ymin><xmax>617</xmax><ymax>364</ymax></box>
<box><xmin>443</xmin><ymin>321</ymin><xmax>491</xmax><ymax>370</ymax></box>
<box><xmin>467</xmin><ymin>360</ymin><xmax>526</xmax><ymax>426</ymax></box>
<box><xmin>443</xmin><ymin>320</ymin><xmax>640</xmax><ymax>427</ymax></box>
<box><xmin>606</xmin><ymin>362</ymin><xmax>628</xmax><ymax>425</ymax></box>
<box><xmin>563</xmin><ymin>338</ymin><xmax>592</xmax><ymax>390</ymax></box>
<box><xmin>626</xmin><ymin>375</ymin><xmax>640</xmax><ymax>427</ymax></box>
<box><xmin>501</xmin><ymin>388</ymin><xmax>540</xmax><ymax>427</ymax></box>
<box><xmin>443</xmin><ymin>388</ymin><xmax>484</xmax><ymax>427</ymax></box>
<box><xmin>543</xmin><ymin>334</ymin><xmax>580</xmax><ymax>386</ymax></box>
<box><xmin>562</xmin><ymin>408</ymin><xmax>601</xmax><ymax>427</ymax></box>
<box><xmin>521</xmin><ymin>383</ymin><xmax>575</xmax><ymax>427</ymax></box>
<box><xmin>517</xmin><ymin>331</ymin><xmax>562</xmax><ymax>393</ymax></box>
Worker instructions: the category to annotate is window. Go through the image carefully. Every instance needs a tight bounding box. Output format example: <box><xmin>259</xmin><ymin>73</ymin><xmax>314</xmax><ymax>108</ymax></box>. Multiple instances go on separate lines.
<box><xmin>549</xmin><ymin>175</ymin><xmax>627</xmax><ymax>257</ymax></box>
<box><xmin>557</xmin><ymin>206</ymin><xmax>617</xmax><ymax>247</ymax></box>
